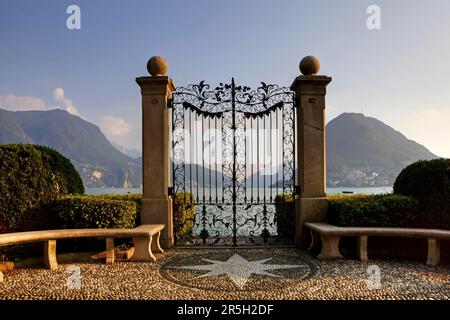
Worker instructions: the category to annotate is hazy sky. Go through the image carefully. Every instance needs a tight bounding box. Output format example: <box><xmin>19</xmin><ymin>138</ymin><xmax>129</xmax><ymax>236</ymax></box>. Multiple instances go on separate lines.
<box><xmin>1</xmin><ymin>0</ymin><xmax>450</xmax><ymax>157</ymax></box>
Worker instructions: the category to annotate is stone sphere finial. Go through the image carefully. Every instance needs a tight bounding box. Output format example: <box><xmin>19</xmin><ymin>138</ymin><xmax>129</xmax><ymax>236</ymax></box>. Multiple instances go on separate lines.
<box><xmin>147</xmin><ymin>56</ymin><xmax>169</xmax><ymax>76</ymax></box>
<box><xmin>299</xmin><ymin>55</ymin><xmax>320</xmax><ymax>75</ymax></box>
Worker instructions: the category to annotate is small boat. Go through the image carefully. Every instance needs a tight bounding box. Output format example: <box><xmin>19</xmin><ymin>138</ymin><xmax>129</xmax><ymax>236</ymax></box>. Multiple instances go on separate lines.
<box><xmin>342</xmin><ymin>191</ymin><xmax>354</xmax><ymax>194</ymax></box>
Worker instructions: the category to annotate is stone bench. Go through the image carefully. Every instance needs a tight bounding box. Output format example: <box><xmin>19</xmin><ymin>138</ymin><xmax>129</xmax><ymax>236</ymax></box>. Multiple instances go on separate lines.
<box><xmin>304</xmin><ymin>222</ymin><xmax>450</xmax><ymax>266</ymax></box>
<box><xmin>0</xmin><ymin>224</ymin><xmax>165</xmax><ymax>282</ymax></box>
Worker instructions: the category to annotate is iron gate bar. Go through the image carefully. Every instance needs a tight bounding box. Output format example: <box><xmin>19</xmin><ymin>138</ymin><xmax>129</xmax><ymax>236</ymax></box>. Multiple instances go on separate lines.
<box><xmin>231</xmin><ymin>78</ymin><xmax>237</xmax><ymax>245</ymax></box>
<box><xmin>171</xmin><ymin>79</ymin><xmax>296</xmax><ymax>246</ymax></box>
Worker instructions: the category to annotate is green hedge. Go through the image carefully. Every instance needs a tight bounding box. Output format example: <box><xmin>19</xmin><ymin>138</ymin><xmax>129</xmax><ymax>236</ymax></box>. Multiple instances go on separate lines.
<box><xmin>394</xmin><ymin>159</ymin><xmax>450</xmax><ymax>229</ymax></box>
<box><xmin>20</xmin><ymin>195</ymin><xmax>137</xmax><ymax>231</ymax></box>
<box><xmin>90</xmin><ymin>192</ymin><xmax>195</xmax><ymax>239</ymax></box>
<box><xmin>80</xmin><ymin>194</ymin><xmax>142</xmax><ymax>226</ymax></box>
<box><xmin>26</xmin><ymin>193</ymin><xmax>192</xmax><ymax>237</ymax></box>
<box><xmin>274</xmin><ymin>194</ymin><xmax>295</xmax><ymax>239</ymax></box>
<box><xmin>173</xmin><ymin>192</ymin><xmax>196</xmax><ymax>240</ymax></box>
<box><xmin>49</xmin><ymin>195</ymin><xmax>137</xmax><ymax>229</ymax></box>
<box><xmin>6</xmin><ymin>195</ymin><xmax>137</xmax><ymax>255</ymax></box>
<box><xmin>85</xmin><ymin>193</ymin><xmax>196</xmax><ymax>240</ymax></box>
<box><xmin>327</xmin><ymin>194</ymin><xmax>418</xmax><ymax>227</ymax></box>
<box><xmin>0</xmin><ymin>144</ymin><xmax>84</xmax><ymax>231</ymax></box>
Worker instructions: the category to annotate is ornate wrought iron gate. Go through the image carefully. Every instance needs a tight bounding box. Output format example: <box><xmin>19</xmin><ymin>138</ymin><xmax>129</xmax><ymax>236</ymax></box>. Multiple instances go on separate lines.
<box><xmin>171</xmin><ymin>78</ymin><xmax>295</xmax><ymax>246</ymax></box>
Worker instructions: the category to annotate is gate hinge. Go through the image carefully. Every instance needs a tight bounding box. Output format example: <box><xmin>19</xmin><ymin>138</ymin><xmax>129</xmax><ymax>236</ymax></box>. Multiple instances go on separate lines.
<box><xmin>167</xmin><ymin>99</ymin><xmax>173</xmax><ymax>109</ymax></box>
<box><xmin>295</xmin><ymin>185</ymin><xmax>301</xmax><ymax>195</ymax></box>
<box><xmin>168</xmin><ymin>187</ymin><xmax>174</xmax><ymax>197</ymax></box>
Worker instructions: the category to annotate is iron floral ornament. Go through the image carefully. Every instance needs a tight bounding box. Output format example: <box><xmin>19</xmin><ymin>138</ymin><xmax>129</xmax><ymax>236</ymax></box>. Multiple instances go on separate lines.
<box><xmin>171</xmin><ymin>79</ymin><xmax>296</xmax><ymax>246</ymax></box>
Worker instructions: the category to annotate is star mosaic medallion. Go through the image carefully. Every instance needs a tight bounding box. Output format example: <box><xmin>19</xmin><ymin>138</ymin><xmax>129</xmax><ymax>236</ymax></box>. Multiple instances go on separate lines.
<box><xmin>160</xmin><ymin>250</ymin><xmax>317</xmax><ymax>292</ymax></box>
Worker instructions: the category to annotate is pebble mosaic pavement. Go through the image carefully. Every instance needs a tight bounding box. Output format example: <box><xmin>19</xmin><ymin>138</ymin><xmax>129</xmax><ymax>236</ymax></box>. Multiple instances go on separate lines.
<box><xmin>0</xmin><ymin>248</ymin><xmax>449</xmax><ymax>300</ymax></box>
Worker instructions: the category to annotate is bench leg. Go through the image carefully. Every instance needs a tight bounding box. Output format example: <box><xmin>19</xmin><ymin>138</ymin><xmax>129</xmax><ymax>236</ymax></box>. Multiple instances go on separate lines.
<box><xmin>426</xmin><ymin>238</ymin><xmax>440</xmax><ymax>266</ymax></box>
<box><xmin>308</xmin><ymin>230</ymin><xmax>320</xmax><ymax>252</ymax></box>
<box><xmin>318</xmin><ymin>235</ymin><xmax>343</xmax><ymax>259</ymax></box>
<box><xmin>44</xmin><ymin>240</ymin><xmax>58</xmax><ymax>270</ymax></box>
<box><xmin>105</xmin><ymin>238</ymin><xmax>115</xmax><ymax>264</ymax></box>
<box><xmin>131</xmin><ymin>236</ymin><xmax>156</xmax><ymax>262</ymax></box>
<box><xmin>151</xmin><ymin>231</ymin><xmax>164</xmax><ymax>254</ymax></box>
<box><xmin>307</xmin><ymin>230</ymin><xmax>314</xmax><ymax>251</ymax></box>
<box><xmin>357</xmin><ymin>235</ymin><xmax>368</xmax><ymax>261</ymax></box>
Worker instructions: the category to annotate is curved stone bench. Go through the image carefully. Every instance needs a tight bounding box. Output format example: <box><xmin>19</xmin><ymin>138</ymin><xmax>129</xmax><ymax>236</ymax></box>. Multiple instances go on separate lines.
<box><xmin>305</xmin><ymin>222</ymin><xmax>450</xmax><ymax>266</ymax></box>
<box><xmin>0</xmin><ymin>224</ymin><xmax>165</xmax><ymax>282</ymax></box>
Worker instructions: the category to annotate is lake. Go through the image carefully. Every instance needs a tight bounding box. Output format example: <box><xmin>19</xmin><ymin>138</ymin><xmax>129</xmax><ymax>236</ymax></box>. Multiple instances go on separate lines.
<box><xmin>86</xmin><ymin>186</ymin><xmax>393</xmax><ymax>195</ymax></box>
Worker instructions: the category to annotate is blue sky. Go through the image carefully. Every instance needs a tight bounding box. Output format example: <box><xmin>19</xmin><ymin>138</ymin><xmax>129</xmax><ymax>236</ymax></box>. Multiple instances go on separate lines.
<box><xmin>1</xmin><ymin>0</ymin><xmax>450</xmax><ymax>156</ymax></box>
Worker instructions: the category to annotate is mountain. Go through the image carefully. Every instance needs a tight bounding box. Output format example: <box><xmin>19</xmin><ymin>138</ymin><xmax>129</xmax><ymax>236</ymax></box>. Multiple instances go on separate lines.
<box><xmin>112</xmin><ymin>143</ymin><xmax>142</xmax><ymax>159</ymax></box>
<box><xmin>326</xmin><ymin>113</ymin><xmax>438</xmax><ymax>187</ymax></box>
<box><xmin>0</xmin><ymin>108</ymin><xmax>439</xmax><ymax>189</ymax></box>
<box><xmin>0</xmin><ymin>108</ymin><xmax>142</xmax><ymax>188</ymax></box>
<box><xmin>172</xmin><ymin>162</ymin><xmax>226</xmax><ymax>188</ymax></box>
<box><xmin>246</xmin><ymin>165</ymin><xmax>294</xmax><ymax>188</ymax></box>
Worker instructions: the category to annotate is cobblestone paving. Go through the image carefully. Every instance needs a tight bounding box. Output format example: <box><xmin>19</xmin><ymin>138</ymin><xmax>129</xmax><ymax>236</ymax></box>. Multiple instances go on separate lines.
<box><xmin>0</xmin><ymin>248</ymin><xmax>449</xmax><ymax>300</ymax></box>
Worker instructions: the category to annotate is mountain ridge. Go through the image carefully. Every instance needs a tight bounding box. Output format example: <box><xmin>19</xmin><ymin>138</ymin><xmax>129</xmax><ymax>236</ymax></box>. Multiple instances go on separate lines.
<box><xmin>326</xmin><ymin>112</ymin><xmax>438</xmax><ymax>186</ymax></box>
<box><xmin>0</xmin><ymin>108</ymin><xmax>439</xmax><ymax>188</ymax></box>
<box><xmin>112</xmin><ymin>142</ymin><xmax>142</xmax><ymax>159</ymax></box>
<box><xmin>0</xmin><ymin>108</ymin><xmax>141</xmax><ymax>188</ymax></box>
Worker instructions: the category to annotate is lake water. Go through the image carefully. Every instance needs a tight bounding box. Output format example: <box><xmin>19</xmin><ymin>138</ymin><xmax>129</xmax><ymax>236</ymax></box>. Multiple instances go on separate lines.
<box><xmin>86</xmin><ymin>187</ymin><xmax>143</xmax><ymax>195</ymax></box>
<box><xmin>86</xmin><ymin>186</ymin><xmax>393</xmax><ymax>195</ymax></box>
<box><xmin>327</xmin><ymin>186</ymin><xmax>393</xmax><ymax>195</ymax></box>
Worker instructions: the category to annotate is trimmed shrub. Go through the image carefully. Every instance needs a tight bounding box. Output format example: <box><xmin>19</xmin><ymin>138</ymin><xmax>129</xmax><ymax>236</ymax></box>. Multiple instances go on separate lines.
<box><xmin>7</xmin><ymin>195</ymin><xmax>137</xmax><ymax>255</ymax></box>
<box><xmin>0</xmin><ymin>217</ymin><xmax>9</xmax><ymax>234</ymax></box>
<box><xmin>19</xmin><ymin>194</ymin><xmax>139</xmax><ymax>231</ymax></box>
<box><xmin>394</xmin><ymin>159</ymin><xmax>450</xmax><ymax>229</ymax></box>
<box><xmin>38</xmin><ymin>146</ymin><xmax>84</xmax><ymax>194</ymax></box>
<box><xmin>83</xmin><ymin>193</ymin><xmax>195</xmax><ymax>239</ymax></box>
<box><xmin>274</xmin><ymin>194</ymin><xmax>295</xmax><ymax>239</ymax></box>
<box><xmin>327</xmin><ymin>194</ymin><xmax>418</xmax><ymax>227</ymax></box>
<box><xmin>70</xmin><ymin>193</ymin><xmax>195</xmax><ymax>239</ymax></box>
<box><xmin>0</xmin><ymin>144</ymin><xmax>84</xmax><ymax>231</ymax></box>
<box><xmin>173</xmin><ymin>192</ymin><xmax>195</xmax><ymax>239</ymax></box>
<box><xmin>48</xmin><ymin>195</ymin><xmax>136</xmax><ymax>229</ymax></box>
<box><xmin>81</xmin><ymin>193</ymin><xmax>142</xmax><ymax>226</ymax></box>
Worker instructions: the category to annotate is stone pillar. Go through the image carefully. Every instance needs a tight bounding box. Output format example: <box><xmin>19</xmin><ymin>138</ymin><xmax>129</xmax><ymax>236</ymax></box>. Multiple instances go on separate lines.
<box><xmin>290</xmin><ymin>56</ymin><xmax>332</xmax><ymax>246</ymax></box>
<box><xmin>136</xmin><ymin>56</ymin><xmax>175</xmax><ymax>249</ymax></box>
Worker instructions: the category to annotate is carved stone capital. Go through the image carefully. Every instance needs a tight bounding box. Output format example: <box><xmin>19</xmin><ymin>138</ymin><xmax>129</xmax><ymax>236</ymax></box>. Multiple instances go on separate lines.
<box><xmin>136</xmin><ymin>76</ymin><xmax>176</xmax><ymax>99</ymax></box>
